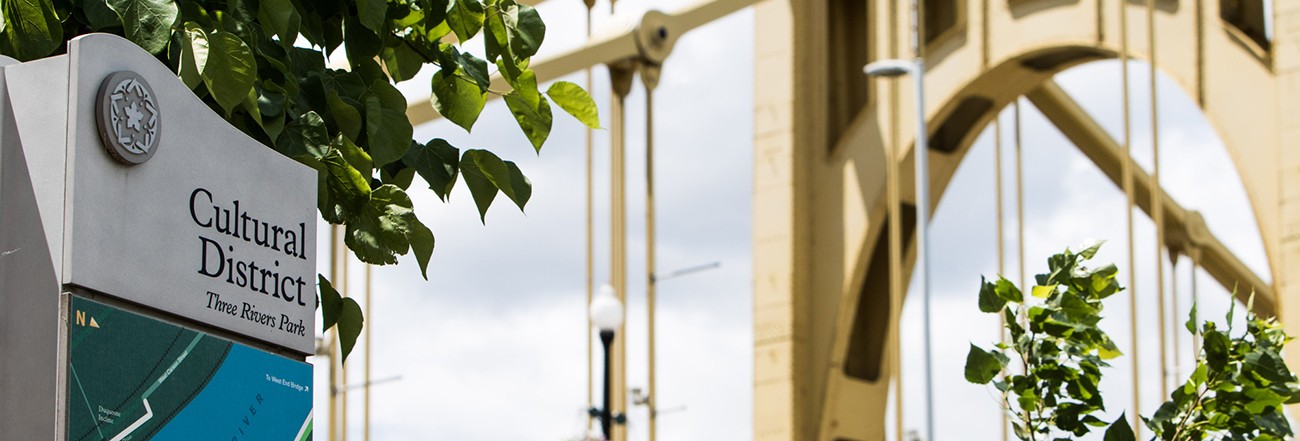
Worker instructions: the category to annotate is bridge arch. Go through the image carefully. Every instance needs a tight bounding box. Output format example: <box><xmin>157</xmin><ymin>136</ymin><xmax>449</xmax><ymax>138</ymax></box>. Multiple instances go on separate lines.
<box><xmin>752</xmin><ymin>0</ymin><xmax>1297</xmax><ymax>439</ymax></box>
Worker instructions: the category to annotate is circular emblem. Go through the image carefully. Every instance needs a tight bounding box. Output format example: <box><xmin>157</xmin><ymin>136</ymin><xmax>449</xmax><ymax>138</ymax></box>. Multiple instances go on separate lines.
<box><xmin>96</xmin><ymin>71</ymin><xmax>160</xmax><ymax>165</ymax></box>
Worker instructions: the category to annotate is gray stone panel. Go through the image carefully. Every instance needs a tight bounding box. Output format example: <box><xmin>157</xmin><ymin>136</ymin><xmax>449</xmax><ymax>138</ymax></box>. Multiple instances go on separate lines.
<box><xmin>0</xmin><ymin>79</ymin><xmax>63</xmax><ymax>438</ymax></box>
<box><xmin>59</xmin><ymin>35</ymin><xmax>317</xmax><ymax>354</ymax></box>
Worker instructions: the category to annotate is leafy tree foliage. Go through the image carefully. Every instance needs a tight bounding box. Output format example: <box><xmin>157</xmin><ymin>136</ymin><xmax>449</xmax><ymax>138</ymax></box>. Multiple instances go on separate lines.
<box><xmin>966</xmin><ymin>242</ymin><xmax>1125</xmax><ymax>440</ymax></box>
<box><xmin>1145</xmin><ymin>296</ymin><xmax>1300</xmax><ymax>440</ymax></box>
<box><xmin>4</xmin><ymin>0</ymin><xmax>599</xmax><ymax>361</ymax></box>
<box><xmin>966</xmin><ymin>243</ymin><xmax>1300</xmax><ymax>440</ymax></box>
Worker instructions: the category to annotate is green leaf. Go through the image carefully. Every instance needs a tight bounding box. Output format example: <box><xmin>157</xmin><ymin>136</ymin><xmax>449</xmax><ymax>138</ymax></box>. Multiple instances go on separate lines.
<box><xmin>994</xmin><ymin>277</ymin><xmax>1023</xmax><ymax>303</ymax></box>
<box><xmin>1204</xmin><ymin>330</ymin><xmax>1230</xmax><ymax>373</ymax></box>
<box><xmin>1016</xmin><ymin>389</ymin><xmax>1039</xmax><ymax>412</ymax></box>
<box><xmin>1245</xmin><ymin>351</ymin><xmax>1293</xmax><ymax>384</ymax></box>
<box><xmin>403</xmin><ymin>138</ymin><xmax>461</xmax><ymax>201</ymax></box>
<box><xmin>356</xmin><ymin>0</ymin><xmax>388</xmax><ymax>33</ymax></box>
<box><xmin>1103</xmin><ymin>413</ymin><xmax>1134</xmax><ymax>441</ymax></box>
<box><xmin>461</xmin><ymin>149</ymin><xmax>530</xmax><ymax>217</ymax></box>
<box><xmin>326</xmin><ymin>90</ymin><xmax>363</xmax><ymax>142</ymax></box>
<box><xmin>344</xmin><ymin>17</ymin><xmax>383</xmax><ymax>69</ymax></box>
<box><xmin>408</xmin><ymin>217</ymin><xmax>434</xmax><ymax>280</ymax></box>
<box><xmin>547</xmin><ymin>81</ymin><xmax>601</xmax><ymax>129</ymax></box>
<box><xmin>0</xmin><ymin>0</ymin><xmax>62</xmax><ymax>61</ymax></box>
<box><xmin>424</xmin><ymin>0</ymin><xmax>450</xmax><ymax>31</ymax></box>
<box><xmin>964</xmin><ymin>344</ymin><xmax>1003</xmax><ymax>384</ymax></box>
<box><xmin>381</xmin><ymin>164</ymin><xmax>417</xmax><ymax>190</ymax></box>
<box><xmin>505</xmin><ymin>2</ymin><xmax>544</xmax><ymax>58</ymax></box>
<box><xmin>978</xmin><ymin>277</ymin><xmax>1007</xmax><ymax>313</ymax></box>
<box><xmin>83</xmin><ymin>0</ymin><xmax>122</xmax><ymax>31</ymax></box>
<box><xmin>345</xmin><ymin>185</ymin><xmax>410</xmax><ymax>262</ymax></box>
<box><xmin>363</xmin><ymin>80</ymin><xmax>413</xmax><ymax>167</ymax></box>
<box><xmin>1060</xmin><ymin>292</ymin><xmax>1099</xmax><ymax>321</ymax></box>
<box><xmin>1031</xmin><ymin>284</ymin><xmax>1056</xmax><ymax>299</ymax></box>
<box><xmin>446</xmin><ymin>0</ymin><xmax>484</xmax><ymax>43</ymax></box>
<box><xmin>1190</xmin><ymin>362</ymin><xmax>1208</xmax><ymax>386</ymax></box>
<box><xmin>430</xmin><ymin>69</ymin><xmax>487</xmax><ymax>132</ymax></box>
<box><xmin>1186</xmin><ymin>303</ymin><xmax>1198</xmax><ymax>335</ymax></box>
<box><xmin>320</xmin><ymin>148</ymin><xmax>373</xmax><ymax>220</ymax></box>
<box><xmin>258</xmin><ymin>0</ymin><xmax>301</xmax><ymax>43</ymax></box>
<box><xmin>456</xmin><ymin>50</ymin><xmax>491</xmax><ymax>91</ymax></box>
<box><xmin>332</xmin><ymin>181</ymin><xmax>433</xmax><ymax>275</ymax></box>
<box><xmin>178</xmin><ymin>23</ymin><xmax>210</xmax><ymax>90</ymax></box>
<box><xmin>1227</xmin><ymin>293</ymin><xmax>1237</xmax><ymax>328</ymax></box>
<box><xmin>381</xmin><ymin>39</ymin><xmax>425</xmax><ymax>83</ymax></box>
<box><xmin>1253</xmin><ymin>411</ymin><xmax>1291</xmax><ymax>435</ymax></box>
<box><xmin>504</xmin><ymin>162</ymin><xmax>532</xmax><ymax>210</ymax></box>
<box><xmin>334</xmin><ymin>134</ymin><xmax>373</xmax><ymax>175</ymax></box>
<box><xmin>1149</xmin><ymin>401</ymin><xmax>1179</xmax><ymax>429</ymax></box>
<box><xmin>337</xmin><ymin>297</ymin><xmax>364</xmax><ymax>363</ymax></box>
<box><xmin>225</xmin><ymin>0</ymin><xmax>257</xmax><ymax>28</ymax></box>
<box><xmin>203</xmin><ymin>31</ymin><xmax>258</xmax><ymax>116</ymax></box>
<box><xmin>319</xmin><ymin>274</ymin><xmax>342</xmax><ymax>329</ymax></box>
<box><xmin>460</xmin><ymin>151</ymin><xmax>498</xmax><ymax>222</ymax></box>
<box><xmin>241</xmin><ymin>85</ymin><xmax>264</xmax><ymax>127</ymax></box>
<box><xmin>108</xmin><ymin>0</ymin><xmax>179</xmax><ymax>54</ymax></box>
<box><xmin>504</xmin><ymin>91</ymin><xmax>552</xmax><ymax>152</ymax></box>
<box><xmin>483</xmin><ymin>6</ymin><xmax>509</xmax><ymax>62</ymax></box>
<box><xmin>497</xmin><ymin>60</ymin><xmax>538</xmax><ymax>106</ymax></box>
<box><xmin>275</xmin><ymin>111</ymin><xmax>331</xmax><ymax>163</ymax></box>
<box><xmin>1097</xmin><ymin>337</ymin><xmax>1122</xmax><ymax>360</ymax></box>
<box><xmin>1246</xmin><ymin>291</ymin><xmax>1256</xmax><ymax>319</ymax></box>
<box><xmin>393</xmin><ymin>6</ymin><xmax>426</xmax><ymax>28</ymax></box>
<box><xmin>320</xmin><ymin>69</ymin><xmax>369</xmax><ymax>101</ymax></box>
<box><xmin>1076</xmin><ymin>240</ymin><xmax>1103</xmax><ymax>259</ymax></box>
<box><xmin>255</xmin><ymin>82</ymin><xmax>287</xmax><ymax>119</ymax></box>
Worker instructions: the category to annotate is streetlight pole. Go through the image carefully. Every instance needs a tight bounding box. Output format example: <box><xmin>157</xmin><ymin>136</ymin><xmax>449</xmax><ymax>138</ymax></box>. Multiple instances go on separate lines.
<box><xmin>865</xmin><ymin>52</ymin><xmax>932</xmax><ymax>441</ymax></box>
<box><xmin>589</xmin><ymin>284</ymin><xmax>625</xmax><ymax>441</ymax></box>
<box><xmin>599</xmin><ymin>329</ymin><xmax>615</xmax><ymax>438</ymax></box>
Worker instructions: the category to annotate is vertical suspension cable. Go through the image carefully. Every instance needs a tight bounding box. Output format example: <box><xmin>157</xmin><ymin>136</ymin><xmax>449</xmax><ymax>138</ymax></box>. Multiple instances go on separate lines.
<box><xmin>1014</xmin><ymin>101</ymin><xmax>1025</xmax><ymax>299</ymax></box>
<box><xmin>1191</xmin><ymin>247</ymin><xmax>1201</xmax><ymax>352</ymax></box>
<box><xmin>1148</xmin><ymin>0</ymin><xmax>1169</xmax><ymax>401</ymax></box>
<box><xmin>608</xmin><ymin>3</ymin><xmax>626</xmax><ymax>435</ymax></box>
<box><xmin>643</xmin><ymin>66</ymin><xmax>660</xmax><ymax>441</ymax></box>
<box><xmin>887</xmin><ymin>0</ymin><xmax>904</xmax><ymax>439</ymax></box>
<box><xmin>583</xmin><ymin>1</ymin><xmax>596</xmax><ymax>430</ymax></box>
<box><xmin>1014</xmin><ymin>97</ymin><xmax>1029</xmax><ymax>441</ymax></box>
<box><xmin>887</xmin><ymin>109</ymin><xmax>905</xmax><ymax>441</ymax></box>
<box><xmin>364</xmin><ymin>263</ymin><xmax>372</xmax><ymax>441</ymax></box>
<box><xmin>1119</xmin><ymin>0</ymin><xmax>1141</xmax><ymax>433</ymax></box>
<box><xmin>608</xmin><ymin>61</ymin><xmax>635</xmax><ymax>441</ymax></box>
<box><xmin>329</xmin><ymin>225</ymin><xmax>340</xmax><ymax>441</ymax></box>
<box><xmin>994</xmin><ymin>112</ymin><xmax>1008</xmax><ymax>441</ymax></box>
<box><xmin>1170</xmin><ymin>256</ymin><xmax>1180</xmax><ymax>381</ymax></box>
<box><xmin>341</xmin><ymin>235</ymin><xmax>350</xmax><ymax>441</ymax></box>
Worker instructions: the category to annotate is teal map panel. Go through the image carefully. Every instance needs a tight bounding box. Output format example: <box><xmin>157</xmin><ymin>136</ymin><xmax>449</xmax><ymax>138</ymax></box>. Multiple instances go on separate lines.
<box><xmin>67</xmin><ymin>296</ymin><xmax>312</xmax><ymax>441</ymax></box>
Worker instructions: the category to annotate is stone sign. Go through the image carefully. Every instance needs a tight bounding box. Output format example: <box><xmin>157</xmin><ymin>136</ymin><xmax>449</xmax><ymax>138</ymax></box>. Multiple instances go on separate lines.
<box><xmin>0</xmin><ymin>33</ymin><xmax>318</xmax><ymax>438</ymax></box>
<box><xmin>62</xmin><ymin>35</ymin><xmax>317</xmax><ymax>354</ymax></box>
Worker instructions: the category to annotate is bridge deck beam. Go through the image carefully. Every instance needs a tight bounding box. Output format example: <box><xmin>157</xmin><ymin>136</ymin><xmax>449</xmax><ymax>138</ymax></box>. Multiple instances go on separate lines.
<box><xmin>1026</xmin><ymin>79</ymin><xmax>1276</xmax><ymax>315</ymax></box>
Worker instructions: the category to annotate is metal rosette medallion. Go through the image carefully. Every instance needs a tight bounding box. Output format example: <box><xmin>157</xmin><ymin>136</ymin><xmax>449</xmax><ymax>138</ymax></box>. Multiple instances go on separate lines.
<box><xmin>97</xmin><ymin>71</ymin><xmax>161</xmax><ymax>165</ymax></box>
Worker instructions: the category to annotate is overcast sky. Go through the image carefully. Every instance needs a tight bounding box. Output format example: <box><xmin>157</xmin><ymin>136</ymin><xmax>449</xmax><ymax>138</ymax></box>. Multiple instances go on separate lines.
<box><xmin>308</xmin><ymin>2</ymin><xmax>1276</xmax><ymax>440</ymax></box>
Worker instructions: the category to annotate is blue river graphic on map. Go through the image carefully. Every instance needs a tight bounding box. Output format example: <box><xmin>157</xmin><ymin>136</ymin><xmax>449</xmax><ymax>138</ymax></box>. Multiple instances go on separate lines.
<box><xmin>153</xmin><ymin>345</ymin><xmax>312</xmax><ymax>440</ymax></box>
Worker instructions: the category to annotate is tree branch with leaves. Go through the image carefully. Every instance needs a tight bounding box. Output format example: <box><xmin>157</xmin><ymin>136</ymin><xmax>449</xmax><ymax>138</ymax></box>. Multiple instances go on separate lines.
<box><xmin>966</xmin><ymin>242</ymin><xmax>1300</xmax><ymax>441</ymax></box>
<box><xmin>5</xmin><ymin>0</ymin><xmax>599</xmax><ymax>361</ymax></box>
<box><xmin>1144</xmin><ymin>294</ymin><xmax>1300</xmax><ymax>441</ymax></box>
<box><xmin>966</xmin><ymin>243</ymin><xmax>1128</xmax><ymax>440</ymax></box>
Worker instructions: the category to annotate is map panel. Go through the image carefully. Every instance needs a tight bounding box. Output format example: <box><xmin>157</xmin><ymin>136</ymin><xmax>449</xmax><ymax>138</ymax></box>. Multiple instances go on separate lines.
<box><xmin>67</xmin><ymin>296</ymin><xmax>312</xmax><ymax>441</ymax></box>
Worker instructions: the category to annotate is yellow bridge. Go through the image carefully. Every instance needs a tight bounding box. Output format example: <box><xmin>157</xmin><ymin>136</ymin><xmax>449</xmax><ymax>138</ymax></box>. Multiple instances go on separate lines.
<box><xmin>399</xmin><ymin>0</ymin><xmax>1298</xmax><ymax>439</ymax></box>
